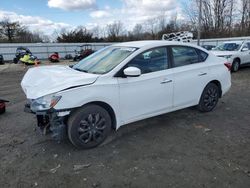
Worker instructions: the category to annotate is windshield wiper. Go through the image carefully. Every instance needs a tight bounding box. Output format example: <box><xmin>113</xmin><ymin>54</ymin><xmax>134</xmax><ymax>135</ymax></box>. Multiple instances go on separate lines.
<box><xmin>74</xmin><ymin>68</ymin><xmax>89</xmax><ymax>73</ymax></box>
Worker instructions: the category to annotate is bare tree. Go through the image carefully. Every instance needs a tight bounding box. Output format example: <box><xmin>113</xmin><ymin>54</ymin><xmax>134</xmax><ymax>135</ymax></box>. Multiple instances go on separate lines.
<box><xmin>0</xmin><ymin>18</ymin><xmax>23</xmax><ymax>42</ymax></box>
<box><xmin>145</xmin><ymin>18</ymin><xmax>159</xmax><ymax>39</ymax></box>
<box><xmin>106</xmin><ymin>21</ymin><xmax>124</xmax><ymax>41</ymax></box>
<box><xmin>183</xmin><ymin>0</ymin><xmax>239</xmax><ymax>38</ymax></box>
<box><xmin>57</xmin><ymin>26</ymin><xmax>93</xmax><ymax>42</ymax></box>
<box><xmin>132</xmin><ymin>24</ymin><xmax>143</xmax><ymax>40</ymax></box>
<box><xmin>91</xmin><ymin>26</ymin><xmax>100</xmax><ymax>38</ymax></box>
<box><xmin>16</xmin><ymin>29</ymin><xmax>43</xmax><ymax>43</ymax></box>
<box><xmin>241</xmin><ymin>0</ymin><xmax>250</xmax><ymax>34</ymax></box>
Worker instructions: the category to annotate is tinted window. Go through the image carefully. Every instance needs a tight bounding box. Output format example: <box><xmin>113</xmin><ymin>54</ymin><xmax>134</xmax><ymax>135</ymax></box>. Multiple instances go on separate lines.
<box><xmin>126</xmin><ymin>47</ymin><xmax>168</xmax><ymax>74</ymax></box>
<box><xmin>171</xmin><ymin>46</ymin><xmax>200</xmax><ymax>67</ymax></box>
<box><xmin>247</xmin><ymin>43</ymin><xmax>250</xmax><ymax>50</ymax></box>
<box><xmin>242</xmin><ymin>44</ymin><xmax>248</xmax><ymax>50</ymax></box>
<box><xmin>197</xmin><ymin>49</ymin><xmax>208</xmax><ymax>62</ymax></box>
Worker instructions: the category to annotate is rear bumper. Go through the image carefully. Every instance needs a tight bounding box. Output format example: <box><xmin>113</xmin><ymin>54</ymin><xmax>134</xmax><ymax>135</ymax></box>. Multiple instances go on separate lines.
<box><xmin>222</xmin><ymin>71</ymin><xmax>232</xmax><ymax>96</ymax></box>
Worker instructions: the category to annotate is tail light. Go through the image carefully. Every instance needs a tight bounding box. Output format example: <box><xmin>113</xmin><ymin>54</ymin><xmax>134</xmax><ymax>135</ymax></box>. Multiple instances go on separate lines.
<box><xmin>224</xmin><ymin>62</ymin><xmax>231</xmax><ymax>71</ymax></box>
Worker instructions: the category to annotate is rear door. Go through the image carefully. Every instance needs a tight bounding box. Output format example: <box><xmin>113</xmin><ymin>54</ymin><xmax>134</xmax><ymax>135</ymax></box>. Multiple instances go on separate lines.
<box><xmin>170</xmin><ymin>46</ymin><xmax>211</xmax><ymax>108</ymax></box>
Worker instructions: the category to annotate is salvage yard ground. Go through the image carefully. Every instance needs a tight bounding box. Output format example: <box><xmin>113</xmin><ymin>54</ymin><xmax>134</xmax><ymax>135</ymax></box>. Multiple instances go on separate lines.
<box><xmin>0</xmin><ymin>62</ymin><xmax>250</xmax><ymax>188</ymax></box>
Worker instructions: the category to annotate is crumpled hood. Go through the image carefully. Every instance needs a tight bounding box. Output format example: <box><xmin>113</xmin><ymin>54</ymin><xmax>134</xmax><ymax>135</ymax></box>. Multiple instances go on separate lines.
<box><xmin>21</xmin><ymin>65</ymin><xmax>99</xmax><ymax>99</ymax></box>
<box><xmin>211</xmin><ymin>50</ymin><xmax>237</xmax><ymax>56</ymax></box>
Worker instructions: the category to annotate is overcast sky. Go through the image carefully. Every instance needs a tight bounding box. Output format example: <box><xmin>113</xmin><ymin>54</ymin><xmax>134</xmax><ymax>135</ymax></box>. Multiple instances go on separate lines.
<box><xmin>0</xmin><ymin>0</ymin><xmax>185</xmax><ymax>34</ymax></box>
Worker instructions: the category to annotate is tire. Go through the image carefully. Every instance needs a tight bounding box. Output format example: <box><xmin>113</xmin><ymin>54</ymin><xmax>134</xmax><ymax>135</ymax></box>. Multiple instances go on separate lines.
<box><xmin>0</xmin><ymin>106</ymin><xmax>6</xmax><ymax>114</ymax></box>
<box><xmin>13</xmin><ymin>58</ymin><xmax>18</xmax><ymax>64</ymax></box>
<box><xmin>68</xmin><ymin>104</ymin><xmax>111</xmax><ymax>149</ymax></box>
<box><xmin>198</xmin><ymin>83</ymin><xmax>219</xmax><ymax>112</ymax></box>
<box><xmin>231</xmin><ymin>59</ymin><xmax>240</xmax><ymax>72</ymax></box>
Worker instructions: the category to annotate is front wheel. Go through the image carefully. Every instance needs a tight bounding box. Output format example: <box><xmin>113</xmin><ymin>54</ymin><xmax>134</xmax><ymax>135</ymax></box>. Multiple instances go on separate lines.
<box><xmin>231</xmin><ymin>59</ymin><xmax>240</xmax><ymax>72</ymax></box>
<box><xmin>68</xmin><ymin>104</ymin><xmax>111</xmax><ymax>149</ymax></box>
<box><xmin>198</xmin><ymin>83</ymin><xmax>219</xmax><ymax>112</ymax></box>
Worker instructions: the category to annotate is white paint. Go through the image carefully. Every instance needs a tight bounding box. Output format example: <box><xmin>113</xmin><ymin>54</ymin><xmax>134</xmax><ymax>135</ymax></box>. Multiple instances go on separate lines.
<box><xmin>21</xmin><ymin>40</ymin><xmax>231</xmax><ymax>130</ymax></box>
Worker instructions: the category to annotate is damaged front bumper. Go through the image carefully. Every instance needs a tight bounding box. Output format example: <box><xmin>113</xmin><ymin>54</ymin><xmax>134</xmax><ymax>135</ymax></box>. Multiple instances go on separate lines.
<box><xmin>24</xmin><ymin>102</ymin><xmax>70</xmax><ymax>142</ymax></box>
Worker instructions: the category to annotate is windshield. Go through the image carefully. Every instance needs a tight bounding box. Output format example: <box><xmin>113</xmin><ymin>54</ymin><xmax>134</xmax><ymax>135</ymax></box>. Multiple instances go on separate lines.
<box><xmin>72</xmin><ymin>46</ymin><xmax>137</xmax><ymax>74</ymax></box>
<box><xmin>214</xmin><ymin>43</ymin><xmax>241</xmax><ymax>51</ymax></box>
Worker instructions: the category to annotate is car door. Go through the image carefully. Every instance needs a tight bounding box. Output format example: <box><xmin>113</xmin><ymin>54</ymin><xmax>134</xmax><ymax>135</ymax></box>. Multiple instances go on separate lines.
<box><xmin>116</xmin><ymin>47</ymin><xmax>174</xmax><ymax>124</ymax></box>
<box><xmin>170</xmin><ymin>46</ymin><xmax>211</xmax><ymax>108</ymax></box>
<box><xmin>240</xmin><ymin>42</ymin><xmax>250</xmax><ymax>64</ymax></box>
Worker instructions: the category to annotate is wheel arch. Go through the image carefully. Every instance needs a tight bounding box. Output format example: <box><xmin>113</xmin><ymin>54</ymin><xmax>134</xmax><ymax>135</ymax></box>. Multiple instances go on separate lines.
<box><xmin>207</xmin><ymin>80</ymin><xmax>222</xmax><ymax>98</ymax></box>
<box><xmin>84</xmin><ymin>101</ymin><xmax>117</xmax><ymax>130</ymax></box>
<box><xmin>233</xmin><ymin>57</ymin><xmax>241</xmax><ymax>64</ymax></box>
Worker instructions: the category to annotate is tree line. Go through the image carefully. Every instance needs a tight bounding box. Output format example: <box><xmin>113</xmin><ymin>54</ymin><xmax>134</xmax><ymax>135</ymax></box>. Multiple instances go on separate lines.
<box><xmin>184</xmin><ymin>0</ymin><xmax>250</xmax><ymax>38</ymax></box>
<box><xmin>0</xmin><ymin>0</ymin><xmax>249</xmax><ymax>43</ymax></box>
<box><xmin>0</xmin><ymin>18</ymin><xmax>48</xmax><ymax>43</ymax></box>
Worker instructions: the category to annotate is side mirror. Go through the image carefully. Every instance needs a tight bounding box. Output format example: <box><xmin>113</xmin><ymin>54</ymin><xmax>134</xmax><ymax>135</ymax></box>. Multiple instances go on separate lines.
<box><xmin>241</xmin><ymin>47</ymin><xmax>249</xmax><ymax>52</ymax></box>
<box><xmin>123</xmin><ymin>67</ymin><xmax>141</xmax><ymax>77</ymax></box>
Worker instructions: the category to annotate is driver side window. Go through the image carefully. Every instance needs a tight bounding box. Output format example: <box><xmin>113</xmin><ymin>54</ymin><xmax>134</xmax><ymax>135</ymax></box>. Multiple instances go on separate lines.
<box><xmin>247</xmin><ymin>43</ymin><xmax>250</xmax><ymax>50</ymax></box>
<box><xmin>243</xmin><ymin>43</ymin><xmax>250</xmax><ymax>50</ymax></box>
<box><xmin>126</xmin><ymin>47</ymin><xmax>168</xmax><ymax>74</ymax></box>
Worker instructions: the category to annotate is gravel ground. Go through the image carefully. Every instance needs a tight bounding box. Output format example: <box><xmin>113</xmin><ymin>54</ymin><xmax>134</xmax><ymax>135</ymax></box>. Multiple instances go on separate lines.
<box><xmin>0</xmin><ymin>62</ymin><xmax>250</xmax><ymax>188</ymax></box>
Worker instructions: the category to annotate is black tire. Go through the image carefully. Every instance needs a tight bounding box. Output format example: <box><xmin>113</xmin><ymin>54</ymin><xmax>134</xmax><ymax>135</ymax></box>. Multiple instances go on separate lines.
<box><xmin>231</xmin><ymin>59</ymin><xmax>240</xmax><ymax>72</ymax></box>
<box><xmin>68</xmin><ymin>104</ymin><xmax>111</xmax><ymax>149</ymax></box>
<box><xmin>0</xmin><ymin>106</ymin><xmax>6</xmax><ymax>114</ymax></box>
<box><xmin>198</xmin><ymin>83</ymin><xmax>219</xmax><ymax>112</ymax></box>
<box><xmin>13</xmin><ymin>58</ymin><xmax>18</xmax><ymax>64</ymax></box>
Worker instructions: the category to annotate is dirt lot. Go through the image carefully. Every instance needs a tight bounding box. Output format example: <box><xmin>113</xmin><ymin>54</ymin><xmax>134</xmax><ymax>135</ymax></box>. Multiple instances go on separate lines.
<box><xmin>0</xmin><ymin>62</ymin><xmax>250</xmax><ymax>188</ymax></box>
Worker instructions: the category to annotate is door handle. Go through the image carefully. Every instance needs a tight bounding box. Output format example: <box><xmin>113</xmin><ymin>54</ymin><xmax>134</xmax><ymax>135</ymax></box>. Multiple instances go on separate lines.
<box><xmin>161</xmin><ymin>79</ymin><xmax>172</xmax><ymax>84</ymax></box>
<box><xmin>198</xmin><ymin>73</ymin><xmax>207</xmax><ymax>76</ymax></box>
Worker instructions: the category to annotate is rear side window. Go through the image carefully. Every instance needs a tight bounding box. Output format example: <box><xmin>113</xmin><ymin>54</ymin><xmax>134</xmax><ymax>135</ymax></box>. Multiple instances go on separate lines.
<box><xmin>171</xmin><ymin>46</ymin><xmax>200</xmax><ymax>67</ymax></box>
<box><xmin>196</xmin><ymin>49</ymin><xmax>208</xmax><ymax>62</ymax></box>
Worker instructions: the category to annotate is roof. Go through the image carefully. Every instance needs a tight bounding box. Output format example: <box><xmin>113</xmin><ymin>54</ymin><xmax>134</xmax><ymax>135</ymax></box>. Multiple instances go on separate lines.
<box><xmin>112</xmin><ymin>40</ymin><xmax>207</xmax><ymax>51</ymax></box>
<box><xmin>223</xmin><ymin>41</ymin><xmax>245</xmax><ymax>44</ymax></box>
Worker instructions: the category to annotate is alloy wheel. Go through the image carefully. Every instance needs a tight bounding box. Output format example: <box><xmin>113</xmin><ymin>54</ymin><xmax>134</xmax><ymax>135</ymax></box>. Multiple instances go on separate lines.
<box><xmin>78</xmin><ymin>113</ymin><xmax>106</xmax><ymax>144</ymax></box>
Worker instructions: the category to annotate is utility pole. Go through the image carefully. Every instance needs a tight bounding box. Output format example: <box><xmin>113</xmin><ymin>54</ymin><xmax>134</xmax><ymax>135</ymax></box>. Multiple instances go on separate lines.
<box><xmin>197</xmin><ymin>0</ymin><xmax>202</xmax><ymax>46</ymax></box>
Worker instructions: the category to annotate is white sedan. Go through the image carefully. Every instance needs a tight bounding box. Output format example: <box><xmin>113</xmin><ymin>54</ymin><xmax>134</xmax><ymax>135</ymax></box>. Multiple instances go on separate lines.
<box><xmin>21</xmin><ymin>41</ymin><xmax>231</xmax><ymax>149</ymax></box>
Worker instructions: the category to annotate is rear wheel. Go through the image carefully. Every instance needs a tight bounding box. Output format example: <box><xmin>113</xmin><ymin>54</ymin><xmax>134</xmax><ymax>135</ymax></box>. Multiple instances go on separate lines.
<box><xmin>68</xmin><ymin>104</ymin><xmax>111</xmax><ymax>149</ymax></box>
<box><xmin>198</xmin><ymin>83</ymin><xmax>219</xmax><ymax>112</ymax></box>
<box><xmin>231</xmin><ymin>59</ymin><xmax>240</xmax><ymax>72</ymax></box>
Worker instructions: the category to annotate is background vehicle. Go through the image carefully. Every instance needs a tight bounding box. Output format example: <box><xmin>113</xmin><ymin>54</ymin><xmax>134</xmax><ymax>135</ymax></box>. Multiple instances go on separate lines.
<box><xmin>73</xmin><ymin>44</ymin><xmax>95</xmax><ymax>61</ymax></box>
<box><xmin>19</xmin><ymin>54</ymin><xmax>40</xmax><ymax>65</ymax></box>
<box><xmin>49</xmin><ymin>52</ymin><xmax>60</xmax><ymax>63</ymax></box>
<box><xmin>13</xmin><ymin>47</ymin><xmax>31</xmax><ymax>64</ymax></box>
<box><xmin>21</xmin><ymin>41</ymin><xmax>231</xmax><ymax>149</ymax></box>
<box><xmin>13</xmin><ymin>46</ymin><xmax>40</xmax><ymax>65</ymax></box>
<box><xmin>64</xmin><ymin>54</ymin><xmax>73</xmax><ymax>60</ymax></box>
<box><xmin>0</xmin><ymin>55</ymin><xmax>4</xmax><ymax>65</ymax></box>
<box><xmin>211</xmin><ymin>41</ymin><xmax>250</xmax><ymax>72</ymax></box>
<box><xmin>0</xmin><ymin>99</ymin><xmax>9</xmax><ymax>114</ymax></box>
<box><xmin>201</xmin><ymin>45</ymin><xmax>216</xmax><ymax>51</ymax></box>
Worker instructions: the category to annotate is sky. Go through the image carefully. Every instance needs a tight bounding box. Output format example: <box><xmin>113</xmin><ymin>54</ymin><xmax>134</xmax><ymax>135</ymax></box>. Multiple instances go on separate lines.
<box><xmin>0</xmin><ymin>0</ymin><xmax>185</xmax><ymax>35</ymax></box>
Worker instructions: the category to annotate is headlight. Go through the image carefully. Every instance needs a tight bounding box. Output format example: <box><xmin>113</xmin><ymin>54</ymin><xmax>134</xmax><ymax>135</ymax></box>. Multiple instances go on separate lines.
<box><xmin>30</xmin><ymin>94</ymin><xmax>61</xmax><ymax>112</ymax></box>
